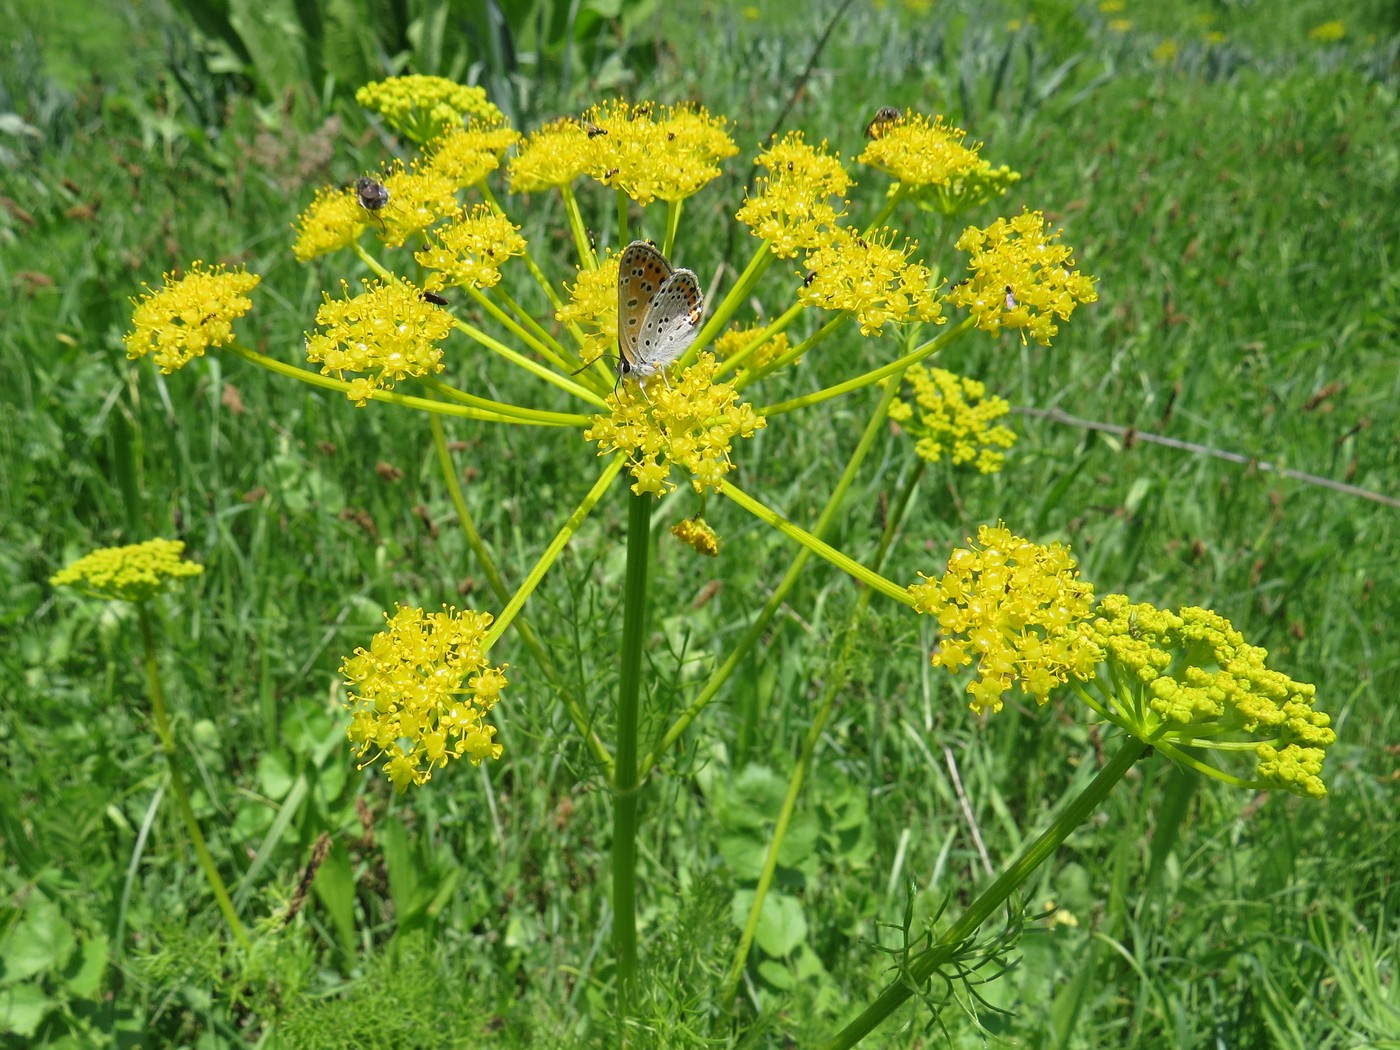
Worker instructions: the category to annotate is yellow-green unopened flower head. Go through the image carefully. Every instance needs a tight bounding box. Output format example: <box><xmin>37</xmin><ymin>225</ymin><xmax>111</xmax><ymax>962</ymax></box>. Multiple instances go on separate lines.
<box><xmin>356</xmin><ymin>75</ymin><xmax>503</xmax><ymax>144</ymax></box>
<box><xmin>890</xmin><ymin>365</ymin><xmax>1017</xmax><ymax>473</ymax></box>
<box><xmin>51</xmin><ymin>539</ymin><xmax>204</xmax><ymax>602</ymax></box>
<box><xmin>343</xmin><ymin>605</ymin><xmax>508</xmax><ymax>792</ymax></box>
<box><xmin>1083</xmin><ymin>596</ymin><xmax>1335</xmax><ymax>798</ymax></box>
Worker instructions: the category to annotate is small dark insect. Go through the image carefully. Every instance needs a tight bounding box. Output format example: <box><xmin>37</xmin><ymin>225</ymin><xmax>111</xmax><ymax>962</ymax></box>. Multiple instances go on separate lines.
<box><xmin>802</xmin><ymin>270</ymin><xmax>817</xmax><ymax>286</ymax></box>
<box><xmin>1004</xmin><ymin>286</ymin><xmax>1017</xmax><ymax>310</ymax></box>
<box><xmin>422</xmin><ymin>291</ymin><xmax>449</xmax><ymax>306</ymax></box>
<box><xmin>354</xmin><ymin>176</ymin><xmax>391</xmax><ymax>232</ymax></box>
<box><xmin>864</xmin><ymin>106</ymin><xmax>904</xmax><ymax>140</ymax></box>
<box><xmin>581</xmin><ymin>120</ymin><xmax>607</xmax><ymax>138</ymax></box>
<box><xmin>354</xmin><ymin>176</ymin><xmax>390</xmax><ymax>212</ymax></box>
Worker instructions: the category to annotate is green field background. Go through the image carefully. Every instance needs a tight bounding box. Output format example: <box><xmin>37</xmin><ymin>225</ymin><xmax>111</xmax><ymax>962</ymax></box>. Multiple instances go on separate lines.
<box><xmin>2</xmin><ymin>0</ymin><xmax>1397</xmax><ymax>1046</ymax></box>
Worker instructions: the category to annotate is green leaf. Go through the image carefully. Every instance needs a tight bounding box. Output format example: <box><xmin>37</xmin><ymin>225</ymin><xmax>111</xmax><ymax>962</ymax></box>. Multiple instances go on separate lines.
<box><xmin>1</xmin><ymin>895</ymin><xmax>74</xmax><ymax>982</ymax></box>
<box><xmin>314</xmin><ymin>839</ymin><xmax>358</xmax><ymax>959</ymax></box>
<box><xmin>732</xmin><ymin>890</ymin><xmax>808</xmax><ymax>958</ymax></box>
<box><xmin>0</xmin><ymin>983</ymin><xmax>55</xmax><ymax>1039</ymax></box>
<box><xmin>63</xmin><ymin>934</ymin><xmax>109</xmax><ymax>998</ymax></box>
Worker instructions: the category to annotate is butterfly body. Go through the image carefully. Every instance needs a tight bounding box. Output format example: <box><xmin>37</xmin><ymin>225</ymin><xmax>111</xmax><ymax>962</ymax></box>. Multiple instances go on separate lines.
<box><xmin>616</xmin><ymin>240</ymin><xmax>703</xmax><ymax>382</ymax></box>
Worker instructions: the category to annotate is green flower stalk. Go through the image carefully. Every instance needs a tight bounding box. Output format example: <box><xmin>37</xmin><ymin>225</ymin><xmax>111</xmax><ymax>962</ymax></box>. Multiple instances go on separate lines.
<box><xmin>50</xmin><ymin>541</ymin><xmax>248</xmax><ymax>950</ymax></box>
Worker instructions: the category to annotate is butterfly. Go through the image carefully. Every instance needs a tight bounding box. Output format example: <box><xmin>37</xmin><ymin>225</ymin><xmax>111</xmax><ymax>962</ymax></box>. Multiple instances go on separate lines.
<box><xmin>615</xmin><ymin>240</ymin><xmax>703</xmax><ymax>384</ymax></box>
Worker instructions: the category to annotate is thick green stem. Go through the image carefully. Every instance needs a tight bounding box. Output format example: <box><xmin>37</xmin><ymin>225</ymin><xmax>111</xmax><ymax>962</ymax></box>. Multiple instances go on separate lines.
<box><xmin>137</xmin><ymin>604</ymin><xmax>250</xmax><ymax>950</ymax></box>
<box><xmin>612</xmin><ymin>488</ymin><xmax>653</xmax><ymax>1018</ymax></box>
<box><xmin>818</xmin><ymin>736</ymin><xmax>1151</xmax><ymax>1050</ymax></box>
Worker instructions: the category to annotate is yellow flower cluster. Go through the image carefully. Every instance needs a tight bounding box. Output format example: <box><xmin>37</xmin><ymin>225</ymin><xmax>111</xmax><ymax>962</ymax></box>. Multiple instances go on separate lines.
<box><xmin>305</xmin><ymin>279</ymin><xmax>454</xmax><ymax>404</ymax></box>
<box><xmin>556</xmin><ymin>252</ymin><xmax>625</xmax><ymax>365</ymax></box>
<box><xmin>124</xmin><ymin>263</ymin><xmax>259</xmax><ymax>372</ymax></box>
<box><xmin>799</xmin><ymin>227</ymin><xmax>945</xmax><ymax>336</ymax></box>
<box><xmin>585</xmin><ymin>354</ymin><xmax>766</xmax><ymax>495</ymax></box>
<box><xmin>1084</xmin><ymin>595</ymin><xmax>1335</xmax><ymax>797</ymax></box>
<box><xmin>507</xmin><ymin>117</ymin><xmax>598</xmax><ymax>194</ymax></box>
<box><xmin>342</xmin><ymin>604</ymin><xmax>507</xmax><ymax>792</ymax></box>
<box><xmin>952</xmin><ymin>209</ymin><xmax>1098</xmax><ymax>345</ymax></box>
<box><xmin>672</xmin><ymin>517</ymin><xmax>721</xmax><ymax>557</ymax></box>
<box><xmin>888</xmin><ymin>365</ymin><xmax>1017</xmax><ymax>473</ymax></box>
<box><xmin>355</xmin><ymin>75</ymin><xmax>503</xmax><ymax>143</ymax></box>
<box><xmin>712</xmin><ymin>324</ymin><xmax>797</xmax><ymax>372</ymax></box>
<box><xmin>910</xmin><ymin>524</ymin><xmax>1101</xmax><ymax>715</ymax></box>
<box><xmin>857</xmin><ymin>112</ymin><xmax>983</xmax><ymax>189</ymax></box>
<box><xmin>736</xmin><ymin>132</ymin><xmax>851</xmax><ymax>258</ymax></box>
<box><xmin>423</xmin><ymin>124</ymin><xmax>521</xmax><ymax>190</ymax></box>
<box><xmin>51</xmin><ymin>538</ymin><xmax>204</xmax><ymax>603</ymax></box>
<box><xmin>293</xmin><ymin>166</ymin><xmax>458</xmax><ymax>259</ymax></box>
<box><xmin>292</xmin><ymin>184</ymin><xmax>369</xmax><ymax>262</ymax></box>
<box><xmin>415</xmin><ymin>205</ymin><xmax>526</xmax><ymax>290</ymax></box>
<box><xmin>587</xmin><ymin>100</ymin><xmax>738</xmax><ymax>205</ymax></box>
<box><xmin>508</xmin><ymin>103</ymin><xmax>736</xmax><ymax>204</ymax></box>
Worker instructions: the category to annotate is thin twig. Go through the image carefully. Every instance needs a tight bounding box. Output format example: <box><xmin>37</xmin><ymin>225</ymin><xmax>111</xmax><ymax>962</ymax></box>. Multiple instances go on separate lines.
<box><xmin>1017</xmin><ymin>405</ymin><xmax>1400</xmax><ymax>510</ymax></box>
<box><xmin>762</xmin><ymin>0</ymin><xmax>859</xmax><ymax>146</ymax></box>
<box><xmin>943</xmin><ymin>744</ymin><xmax>993</xmax><ymax>877</ymax></box>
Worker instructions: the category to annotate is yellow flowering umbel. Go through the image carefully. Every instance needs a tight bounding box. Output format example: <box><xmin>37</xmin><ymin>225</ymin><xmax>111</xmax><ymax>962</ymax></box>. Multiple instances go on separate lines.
<box><xmin>124</xmin><ymin>263</ymin><xmax>259</xmax><ymax>373</ymax></box>
<box><xmin>713</xmin><ymin>324</ymin><xmax>798</xmax><ymax>373</ymax></box>
<box><xmin>910</xmin><ymin>524</ymin><xmax>1101</xmax><ymax>715</ymax></box>
<box><xmin>415</xmin><ymin>204</ymin><xmax>527</xmax><ymax>290</ymax></box>
<box><xmin>585</xmin><ymin>100</ymin><xmax>738</xmax><ymax>205</ymax></box>
<box><xmin>737</xmin><ymin>132</ymin><xmax>851</xmax><ymax>257</ymax></box>
<box><xmin>343</xmin><ymin>604</ymin><xmax>507</xmax><ymax>792</ymax></box>
<box><xmin>556</xmin><ymin>251</ymin><xmax>627</xmax><ymax>364</ymax></box>
<box><xmin>423</xmin><ymin>124</ymin><xmax>521</xmax><ymax>190</ymax></box>
<box><xmin>305</xmin><ymin>279</ymin><xmax>454</xmax><ymax>404</ymax></box>
<box><xmin>51</xmin><ymin>538</ymin><xmax>204</xmax><ymax>602</ymax></box>
<box><xmin>888</xmin><ymin>365</ymin><xmax>1016</xmax><ymax>473</ymax></box>
<box><xmin>1081</xmin><ymin>595</ymin><xmax>1335</xmax><ymax>797</ymax></box>
<box><xmin>952</xmin><ymin>209</ymin><xmax>1098</xmax><ymax>344</ymax></box>
<box><xmin>292</xmin><ymin>166</ymin><xmax>458</xmax><ymax>258</ymax></box>
<box><xmin>857</xmin><ymin>112</ymin><xmax>983</xmax><ymax>190</ymax></box>
<box><xmin>585</xmin><ymin>354</ymin><xmax>766</xmax><ymax>496</ymax></box>
<box><xmin>355</xmin><ymin>75</ymin><xmax>503</xmax><ymax>144</ymax></box>
<box><xmin>508</xmin><ymin>117</ymin><xmax>599</xmax><ymax>194</ymax></box>
<box><xmin>799</xmin><ymin>227</ymin><xmax>945</xmax><ymax>336</ymax></box>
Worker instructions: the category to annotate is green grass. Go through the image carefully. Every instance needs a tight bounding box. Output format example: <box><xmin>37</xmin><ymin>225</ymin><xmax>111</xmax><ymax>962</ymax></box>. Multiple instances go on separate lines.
<box><xmin>3</xmin><ymin>0</ymin><xmax>1398</xmax><ymax>1047</ymax></box>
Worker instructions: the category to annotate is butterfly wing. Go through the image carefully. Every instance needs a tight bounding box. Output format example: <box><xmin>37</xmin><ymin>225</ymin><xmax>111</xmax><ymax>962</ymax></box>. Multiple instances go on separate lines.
<box><xmin>631</xmin><ymin>269</ymin><xmax>703</xmax><ymax>377</ymax></box>
<box><xmin>617</xmin><ymin>241</ymin><xmax>674</xmax><ymax>375</ymax></box>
